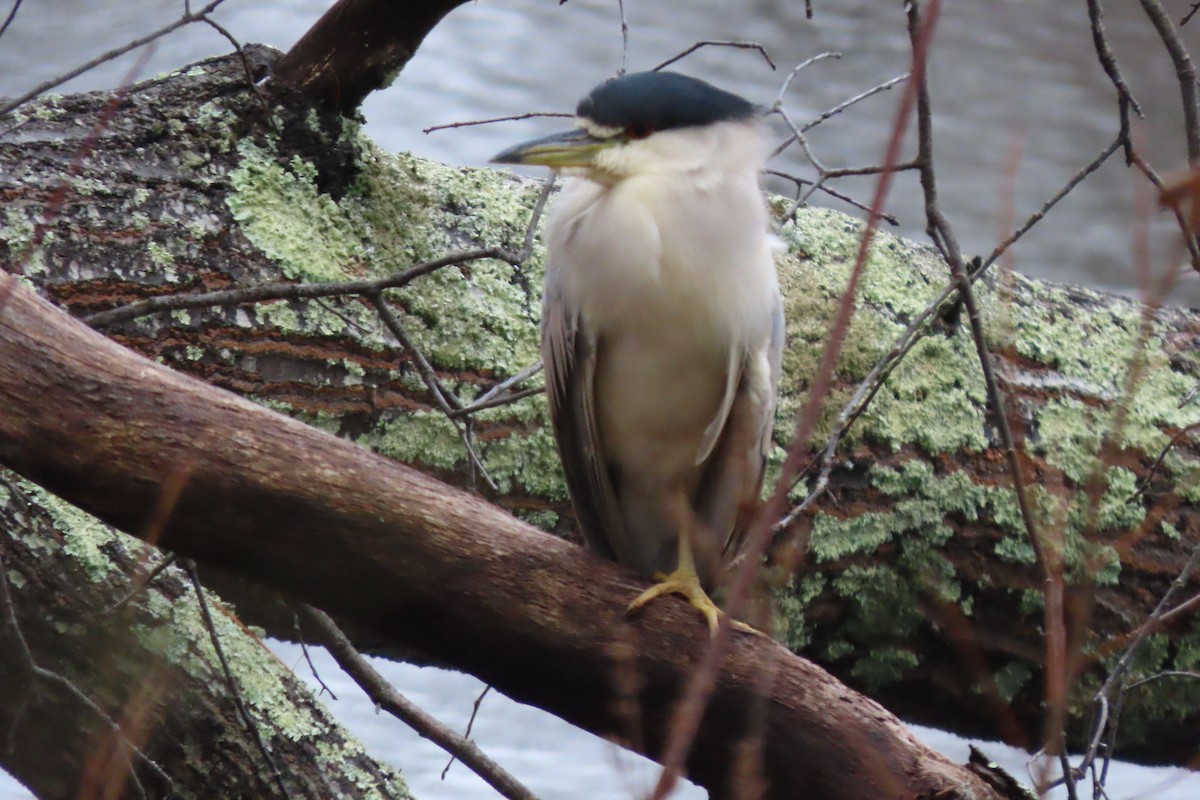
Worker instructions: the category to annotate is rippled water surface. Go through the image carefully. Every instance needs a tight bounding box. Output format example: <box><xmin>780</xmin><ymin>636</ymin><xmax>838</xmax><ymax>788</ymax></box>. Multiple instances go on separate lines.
<box><xmin>4</xmin><ymin>0</ymin><xmax>1200</xmax><ymax>302</ymax></box>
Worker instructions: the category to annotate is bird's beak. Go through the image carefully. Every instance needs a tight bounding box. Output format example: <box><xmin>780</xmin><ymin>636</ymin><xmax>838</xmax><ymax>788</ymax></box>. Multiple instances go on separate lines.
<box><xmin>491</xmin><ymin>128</ymin><xmax>613</xmax><ymax>168</ymax></box>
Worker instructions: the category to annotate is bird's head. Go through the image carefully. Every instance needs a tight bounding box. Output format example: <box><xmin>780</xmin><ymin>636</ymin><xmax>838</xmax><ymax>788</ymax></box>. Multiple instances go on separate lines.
<box><xmin>492</xmin><ymin>71</ymin><xmax>763</xmax><ymax>184</ymax></box>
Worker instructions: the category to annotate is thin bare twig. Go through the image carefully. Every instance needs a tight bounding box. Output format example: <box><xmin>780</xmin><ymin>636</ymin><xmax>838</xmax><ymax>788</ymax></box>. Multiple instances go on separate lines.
<box><xmin>472</xmin><ymin>361</ymin><xmax>544</xmax><ymax>408</ymax></box>
<box><xmin>906</xmin><ymin>1</ymin><xmax>1050</xmax><ymax>576</ymax></box>
<box><xmin>1086</xmin><ymin>0</ymin><xmax>1200</xmax><ymax>269</ymax></box>
<box><xmin>0</xmin><ymin>551</ymin><xmax>171</xmax><ymax>797</ymax></box>
<box><xmin>615</xmin><ymin>0</ymin><xmax>628</xmax><ymax>76</ymax></box>
<box><xmin>516</xmin><ymin>174</ymin><xmax>556</xmax><ymax>261</ymax></box>
<box><xmin>441</xmin><ymin>685</ymin><xmax>492</xmax><ymax>779</ymax></box>
<box><xmin>423</xmin><ymin>112</ymin><xmax>572</xmax><ymax>135</ymax></box>
<box><xmin>183</xmin><ymin>560</ymin><xmax>291</xmax><ymax>800</ymax></box>
<box><xmin>982</xmin><ymin>134</ymin><xmax>1124</xmax><ymax>271</ymax></box>
<box><xmin>450</xmin><ymin>386</ymin><xmax>545</xmax><ymax>418</ymax></box>
<box><xmin>105</xmin><ymin>554</ymin><xmax>179</xmax><ymax>615</ymax></box>
<box><xmin>299</xmin><ymin>605</ymin><xmax>539</xmax><ymax>800</ymax></box>
<box><xmin>1071</xmin><ymin>540</ymin><xmax>1200</xmax><ymax>783</ymax></box>
<box><xmin>767</xmin><ymin>169</ymin><xmax>900</xmax><ymax>225</ymax></box>
<box><xmin>769</xmin><ymin>63</ymin><xmax>916</xmax><ymax>224</ymax></box>
<box><xmin>84</xmin><ymin>248</ymin><xmax>512</xmax><ymax>328</ymax></box>
<box><xmin>0</xmin><ymin>0</ymin><xmax>23</xmax><ymax>42</ymax></box>
<box><xmin>1137</xmin><ymin>0</ymin><xmax>1200</xmax><ymax>162</ymax></box>
<box><xmin>1102</xmin><ymin>540</ymin><xmax>1200</xmax><ymax>696</ymax></box>
<box><xmin>804</xmin><ymin>73</ymin><xmax>908</xmax><ymax>132</ymax></box>
<box><xmin>291</xmin><ymin>611</ymin><xmax>338</xmax><ymax>700</ymax></box>
<box><xmin>199</xmin><ymin>16</ymin><xmax>272</xmax><ymax>115</ymax></box>
<box><xmin>369</xmin><ymin>293</ymin><xmax>500</xmax><ymax>492</ymax></box>
<box><xmin>904</xmin><ymin>0</ymin><xmax>1070</xmax><ymax>775</ymax></box>
<box><xmin>1125</xmin><ymin>669</ymin><xmax>1200</xmax><ymax>690</ymax></box>
<box><xmin>1086</xmin><ymin>0</ymin><xmax>1143</xmax><ymax>164</ymax></box>
<box><xmin>0</xmin><ymin>0</ymin><xmax>228</xmax><ymax>118</ymax></box>
<box><xmin>651</xmin><ymin>40</ymin><xmax>777</xmax><ymax>73</ymax></box>
<box><xmin>770</xmin><ymin>72</ymin><xmax>910</xmax><ymax>157</ymax></box>
<box><xmin>775</xmin><ymin>52</ymin><xmax>842</xmax><ymax>103</ymax></box>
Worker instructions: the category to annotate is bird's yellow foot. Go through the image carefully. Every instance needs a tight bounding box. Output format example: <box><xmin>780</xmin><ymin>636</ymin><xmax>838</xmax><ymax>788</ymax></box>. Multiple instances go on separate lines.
<box><xmin>627</xmin><ymin>569</ymin><xmax>758</xmax><ymax>637</ymax></box>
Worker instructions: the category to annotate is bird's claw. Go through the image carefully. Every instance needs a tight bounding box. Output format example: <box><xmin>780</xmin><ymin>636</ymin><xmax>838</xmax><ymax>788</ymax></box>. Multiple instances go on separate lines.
<box><xmin>626</xmin><ymin>569</ymin><xmax>760</xmax><ymax>637</ymax></box>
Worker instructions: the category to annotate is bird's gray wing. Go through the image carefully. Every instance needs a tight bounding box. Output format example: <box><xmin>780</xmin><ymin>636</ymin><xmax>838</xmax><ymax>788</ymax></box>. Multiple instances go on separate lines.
<box><xmin>694</xmin><ymin>296</ymin><xmax>785</xmax><ymax>573</ymax></box>
<box><xmin>541</xmin><ymin>279</ymin><xmax>625</xmax><ymax>559</ymax></box>
<box><xmin>763</xmin><ymin>294</ymin><xmax>785</xmax><ymax>455</ymax></box>
<box><xmin>695</xmin><ymin>344</ymin><xmax>743</xmax><ymax>466</ymax></box>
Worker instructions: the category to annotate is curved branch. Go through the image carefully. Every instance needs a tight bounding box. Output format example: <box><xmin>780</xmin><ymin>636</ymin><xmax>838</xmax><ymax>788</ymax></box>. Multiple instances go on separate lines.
<box><xmin>0</xmin><ymin>274</ymin><xmax>1002</xmax><ymax>800</ymax></box>
<box><xmin>272</xmin><ymin>0</ymin><xmax>472</xmax><ymax>114</ymax></box>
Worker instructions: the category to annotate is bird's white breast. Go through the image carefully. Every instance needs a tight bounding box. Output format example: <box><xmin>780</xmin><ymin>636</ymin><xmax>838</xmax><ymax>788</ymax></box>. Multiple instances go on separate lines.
<box><xmin>544</xmin><ymin>132</ymin><xmax>777</xmax><ymax>481</ymax></box>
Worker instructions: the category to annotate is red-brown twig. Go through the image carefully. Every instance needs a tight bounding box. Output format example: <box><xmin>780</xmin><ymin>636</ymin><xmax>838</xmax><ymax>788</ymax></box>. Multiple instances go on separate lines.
<box><xmin>648</xmin><ymin>4</ymin><xmax>944</xmax><ymax>797</ymax></box>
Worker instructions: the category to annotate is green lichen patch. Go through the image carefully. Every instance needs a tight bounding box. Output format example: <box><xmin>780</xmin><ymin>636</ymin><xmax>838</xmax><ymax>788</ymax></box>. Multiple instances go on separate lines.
<box><xmin>993</xmin><ymin>661</ymin><xmax>1034</xmax><ymax>703</ymax></box>
<box><xmin>832</xmin><ymin>564</ymin><xmax>924</xmax><ymax>645</ymax></box>
<box><xmin>849</xmin><ymin>646</ymin><xmax>920</xmax><ymax>690</ymax></box>
<box><xmin>224</xmin><ymin>130</ymin><xmax>554</xmax><ymax>500</ymax></box>
<box><xmin>227</xmin><ymin>140</ymin><xmax>368</xmax><ymax>282</ymax></box>
<box><xmin>809</xmin><ymin>462</ymin><xmax>986</xmax><ymax>563</ymax></box>
<box><xmin>17</xmin><ymin>479</ymin><xmax>122</xmax><ymax>581</ymax></box>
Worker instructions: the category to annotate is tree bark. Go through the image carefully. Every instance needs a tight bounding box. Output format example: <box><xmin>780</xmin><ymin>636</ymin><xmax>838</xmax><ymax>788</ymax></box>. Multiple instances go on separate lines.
<box><xmin>0</xmin><ymin>467</ymin><xmax>408</xmax><ymax>799</ymax></box>
<box><xmin>273</xmin><ymin>0</ymin><xmax>472</xmax><ymax>114</ymax></box>
<box><xmin>0</xmin><ymin>271</ymin><xmax>1005</xmax><ymax>800</ymax></box>
<box><xmin>2</xmin><ymin>44</ymin><xmax>1198</xmax><ymax>778</ymax></box>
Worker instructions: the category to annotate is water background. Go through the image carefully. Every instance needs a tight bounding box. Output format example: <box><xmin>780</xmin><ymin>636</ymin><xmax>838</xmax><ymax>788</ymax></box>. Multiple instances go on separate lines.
<box><xmin>1</xmin><ymin>1</ymin><xmax>1198</xmax><ymax>797</ymax></box>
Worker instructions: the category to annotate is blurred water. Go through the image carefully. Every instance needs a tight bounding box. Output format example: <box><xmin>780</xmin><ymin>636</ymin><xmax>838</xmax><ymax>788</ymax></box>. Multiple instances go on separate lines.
<box><xmin>2</xmin><ymin>640</ymin><xmax>1196</xmax><ymax>799</ymax></box>
<box><xmin>1</xmin><ymin>1</ymin><xmax>1199</xmax><ymax>797</ymax></box>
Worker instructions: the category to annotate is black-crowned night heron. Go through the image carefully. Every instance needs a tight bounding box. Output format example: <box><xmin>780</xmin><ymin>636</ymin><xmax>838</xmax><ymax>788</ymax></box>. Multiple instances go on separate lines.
<box><xmin>492</xmin><ymin>72</ymin><xmax>783</xmax><ymax>634</ymax></box>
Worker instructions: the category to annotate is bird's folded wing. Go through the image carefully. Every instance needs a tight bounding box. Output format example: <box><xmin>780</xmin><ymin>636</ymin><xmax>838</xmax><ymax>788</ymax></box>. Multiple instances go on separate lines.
<box><xmin>695</xmin><ymin>345</ymin><xmax>743</xmax><ymax>467</ymax></box>
<box><xmin>541</xmin><ymin>285</ymin><xmax>625</xmax><ymax>559</ymax></box>
<box><xmin>697</xmin><ymin>297</ymin><xmax>785</xmax><ymax>564</ymax></box>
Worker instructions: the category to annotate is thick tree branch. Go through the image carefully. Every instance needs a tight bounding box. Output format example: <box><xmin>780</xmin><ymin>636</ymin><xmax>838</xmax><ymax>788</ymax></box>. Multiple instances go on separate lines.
<box><xmin>272</xmin><ymin>0</ymin><xmax>472</xmax><ymax>113</ymax></box>
<box><xmin>0</xmin><ymin>274</ymin><xmax>1000</xmax><ymax>800</ymax></box>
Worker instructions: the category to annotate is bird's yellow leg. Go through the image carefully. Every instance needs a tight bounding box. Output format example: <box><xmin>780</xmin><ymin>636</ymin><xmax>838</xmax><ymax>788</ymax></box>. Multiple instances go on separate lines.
<box><xmin>626</xmin><ymin>519</ymin><xmax>761</xmax><ymax>637</ymax></box>
<box><xmin>626</xmin><ymin>529</ymin><xmax>723</xmax><ymax>634</ymax></box>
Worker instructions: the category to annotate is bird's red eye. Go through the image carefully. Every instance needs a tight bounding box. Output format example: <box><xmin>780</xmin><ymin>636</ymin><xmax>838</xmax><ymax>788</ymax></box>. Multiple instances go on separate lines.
<box><xmin>627</xmin><ymin>124</ymin><xmax>653</xmax><ymax>140</ymax></box>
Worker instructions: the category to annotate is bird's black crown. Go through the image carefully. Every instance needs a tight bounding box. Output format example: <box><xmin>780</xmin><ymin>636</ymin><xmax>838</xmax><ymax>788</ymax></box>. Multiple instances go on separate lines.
<box><xmin>576</xmin><ymin>72</ymin><xmax>759</xmax><ymax>135</ymax></box>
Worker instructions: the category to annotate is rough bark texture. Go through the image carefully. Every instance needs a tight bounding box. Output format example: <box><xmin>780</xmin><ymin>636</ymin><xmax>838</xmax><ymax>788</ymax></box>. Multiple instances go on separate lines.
<box><xmin>0</xmin><ymin>470</ymin><xmax>409</xmax><ymax>799</ymax></box>
<box><xmin>0</xmin><ymin>269</ymin><xmax>1005</xmax><ymax>800</ymax></box>
<box><xmin>273</xmin><ymin>0</ymin><xmax>471</xmax><ymax>114</ymax></box>
<box><xmin>0</xmin><ymin>42</ymin><xmax>1197</xmax><ymax>782</ymax></box>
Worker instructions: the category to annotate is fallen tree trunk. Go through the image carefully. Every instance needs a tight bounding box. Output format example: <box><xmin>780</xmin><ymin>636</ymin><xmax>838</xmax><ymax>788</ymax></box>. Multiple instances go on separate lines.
<box><xmin>0</xmin><ymin>466</ymin><xmax>408</xmax><ymax>798</ymax></box>
<box><xmin>1</xmin><ymin>42</ymin><xmax>1197</xmax><ymax>779</ymax></box>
